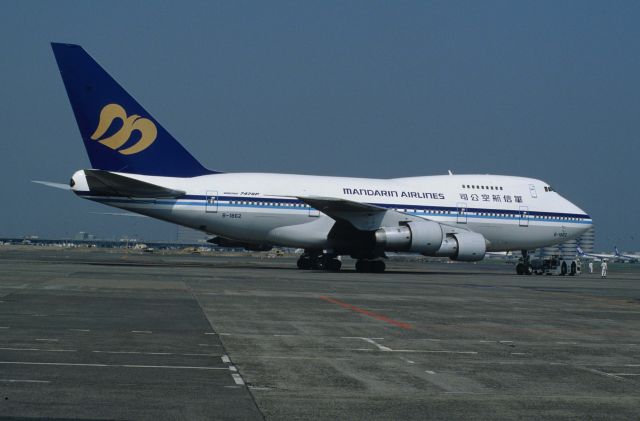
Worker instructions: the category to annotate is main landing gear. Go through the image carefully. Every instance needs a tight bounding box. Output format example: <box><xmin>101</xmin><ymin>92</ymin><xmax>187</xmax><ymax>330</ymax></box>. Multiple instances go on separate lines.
<box><xmin>516</xmin><ymin>249</ymin><xmax>533</xmax><ymax>275</ymax></box>
<box><xmin>297</xmin><ymin>252</ymin><xmax>342</xmax><ymax>271</ymax></box>
<box><xmin>296</xmin><ymin>251</ymin><xmax>386</xmax><ymax>273</ymax></box>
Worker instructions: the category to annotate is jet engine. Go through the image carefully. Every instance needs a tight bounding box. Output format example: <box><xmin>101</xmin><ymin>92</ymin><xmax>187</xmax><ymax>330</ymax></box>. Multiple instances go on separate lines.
<box><xmin>374</xmin><ymin>221</ymin><xmax>486</xmax><ymax>261</ymax></box>
<box><xmin>374</xmin><ymin>221</ymin><xmax>443</xmax><ymax>254</ymax></box>
<box><xmin>433</xmin><ymin>231</ymin><xmax>486</xmax><ymax>261</ymax></box>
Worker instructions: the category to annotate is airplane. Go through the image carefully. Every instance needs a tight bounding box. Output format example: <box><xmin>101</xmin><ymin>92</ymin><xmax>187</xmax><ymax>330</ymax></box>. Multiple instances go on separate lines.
<box><xmin>615</xmin><ymin>247</ymin><xmax>640</xmax><ymax>262</ymax></box>
<box><xmin>576</xmin><ymin>246</ymin><xmax>614</xmax><ymax>262</ymax></box>
<box><xmin>45</xmin><ymin>43</ymin><xmax>593</xmax><ymax>274</ymax></box>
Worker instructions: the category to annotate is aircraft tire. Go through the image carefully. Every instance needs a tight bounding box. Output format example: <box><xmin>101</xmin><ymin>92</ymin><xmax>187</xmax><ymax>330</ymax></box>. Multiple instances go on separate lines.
<box><xmin>325</xmin><ymin>259</ymin><xmax>342</xmax><ymax>272</ymax></box>
<box><xmin>516</xmin><ymin>263</ymin><xmax>524</xmax><ymax>275</ymax></box>
<box><xmin>297</xmin><ymin>256</ymin><xmax>312</xmax><ymax>270</ymax></box>
<box><xmin>371</xmin><ymin>260</ymin><xmax>386</xmax><ymax>273</ymax></box>
<box><xmin>355</xmin><ymin>260</ymin><xmax>370</xmax><ymax>273</ymax></box>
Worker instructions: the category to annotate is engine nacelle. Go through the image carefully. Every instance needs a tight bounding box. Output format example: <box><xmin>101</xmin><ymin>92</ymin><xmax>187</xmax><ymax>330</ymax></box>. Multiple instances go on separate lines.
<box><xmin>375</xmin><ymin>221</ymin><xmax>443</xmax><ymax>254</ymax></box>
<box><xmin>433</xmin><ymin>231</ymin><xmax>486</xmax><ymax>261</ymax></box>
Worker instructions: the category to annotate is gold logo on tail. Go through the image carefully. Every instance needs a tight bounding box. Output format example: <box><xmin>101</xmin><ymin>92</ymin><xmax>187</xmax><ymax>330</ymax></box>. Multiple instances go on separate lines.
<box><xmin>90</xmin><ymin>104</ymin><xmax>157</xmax><ymax>155</ymax></box>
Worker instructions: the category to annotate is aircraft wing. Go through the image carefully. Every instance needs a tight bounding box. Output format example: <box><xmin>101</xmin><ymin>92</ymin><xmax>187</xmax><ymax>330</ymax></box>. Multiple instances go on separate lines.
<box><xmin>295</xmin><ymin>196</ymin><xmax>390</xmax><ymax>231</ymax></box>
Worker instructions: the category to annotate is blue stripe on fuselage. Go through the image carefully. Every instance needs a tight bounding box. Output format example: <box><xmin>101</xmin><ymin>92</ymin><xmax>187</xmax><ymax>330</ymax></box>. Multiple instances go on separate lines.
<box><xmin>76</xmin><ymin>192</ymin><xmax>592</xmax><ymax>224</ymax></box>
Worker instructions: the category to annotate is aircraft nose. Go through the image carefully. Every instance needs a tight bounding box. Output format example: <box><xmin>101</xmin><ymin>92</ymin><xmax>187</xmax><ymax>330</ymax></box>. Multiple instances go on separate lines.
<box><xmin>563</xmin><ymin>196</ymin><xmax>592</xmax><ymax>233</ymax></box>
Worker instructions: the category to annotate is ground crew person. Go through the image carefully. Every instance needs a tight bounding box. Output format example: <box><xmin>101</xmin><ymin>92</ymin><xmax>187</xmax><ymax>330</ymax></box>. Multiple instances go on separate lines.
<box><xmin>589</xmin><ymin>261</ymin><xmax>594</xmax><ymax>274</ymax></box>
<box><xmin>601</xmin><ymin>260</ymin><xmax>608</xmax><ymax>278</ymax></box>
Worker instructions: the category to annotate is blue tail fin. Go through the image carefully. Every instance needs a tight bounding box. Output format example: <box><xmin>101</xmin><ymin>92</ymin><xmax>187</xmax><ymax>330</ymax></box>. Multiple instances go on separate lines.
<box><xmin>51</xmin><ymin>43</ymin><xmax>214</xmax><ymax>177</ymax></box>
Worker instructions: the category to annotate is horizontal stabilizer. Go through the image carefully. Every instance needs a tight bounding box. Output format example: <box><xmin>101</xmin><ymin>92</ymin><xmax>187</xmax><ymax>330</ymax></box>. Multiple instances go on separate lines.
<box><xmin>83</xmin><ymin>170</ymin><xmax>185</xmax><ymax>198</ymax></box>
<box><xmin>32</xmin><ymin>180</ymin><xmax>72</xmax><ymax>190</ymax></box>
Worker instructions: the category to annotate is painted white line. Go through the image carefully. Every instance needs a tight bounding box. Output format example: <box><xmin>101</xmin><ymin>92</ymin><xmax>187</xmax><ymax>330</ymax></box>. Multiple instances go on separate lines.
<box><xmin>556</xmin><ymin>341</ymin><xmax>577</xmax><ymax>345</ymax></box>
<box><xmin>510</xmin><ymin>352</ymin><xmax>528</xmax><ymax>355</ymax></box>
<box><xmin>425</xmin><ymin>370</ymin><xmax>436</xmax><ymax>375</ymax></box>
<box><xmin>35</xmin><ymin>339</ymin><xmax>59</xmax><ymax>342</ymax></box>
<box><xmin>273</xmin><ymin>334</ymin><xmax>295</xmax><ymax>337</ymax></box>
<box><xmin>400</xmin><ymin>357</ymin><xmax>415</xmax><ymax>364</ymax></box>
<box><xmin>0</xmin><ymin>361</ymin><xmax>228</xmax><ymax>370</ymax></box>
<box><xmin>362</xmin><ymin>338</ymin><xmax>392</xmax><ymax>352</ymax></box>
<box><xmin>69</xmin><ymin>329</ymin><xmax>91</xmax><ymax>332</ymax></box>
<box><xmin>479</xmin><ymin>340</ymin><xmax>493</xmax><ymax>343</ymax></box>
<box><xmin>204</xmin><ymin>332</ymin><xmax>217</xmax><ymax>335</ymax></box>
<box><xmin>341</xmin><ymin>336</ymin><xmax>384</xmax><ymax>340</ymax></box>
<box><xmin>232</xmin><ymin>373</ymin><xmax>245</xmax><ymax>385</ymax></box>
<box><xmin>131</xmin><ymin>330</ymin><xmax>152</xmax><ymax>334</ymax></box>
<box><xmin>0</xmin><ymin>347</ymin><xmax>76</xmax><ymax>353</ymax></box>
<box><xmin>91</xmin><ymin>350</ymin><xmax>220</xmax><ymax>357</ymax></box>
<box><xmin>499</xmin><ymin>341</ymin><xmax>513</xmax><ymax>344</ymax></box>
<box><xmin>218</xmin><ymin>333</ymin><xmax>231</xmax><ymax>336</ymax></box>
<box><xmin>391</xmin><ymin>349</ymin><xmax>478</xmax><ymax>354</ymax></box>
<box><xmin>0</xmin><ymin>327</ymin><xmax>9</xmax><ymax>329</ymax></box>
<box><xmin>183</xmin><ymin>353</ymin><xmax>219</xmax><ymax>357</ymax></box>
<box><xmin>609</xmin><ymin>373</ymin><xmax>640</xmax><ymax>376</ymax></box>
<box><xmin>581</xmin><ymin>367</ymin><xmax>625</xmax><ymax>380</ymax></box>
<box><xmin>221</xmin><ymin>355</ymin><xmax>231</xmax><ymax>364</ymax></box>
<box><xmin>0</xmin><ymin>379</ymin><xmax>50</xmax><ymax>384</ymax></box>
<box><xmin>229</xmin><ymin>365</ymin><xmax>238</xmax><ymax>372</ymax></box>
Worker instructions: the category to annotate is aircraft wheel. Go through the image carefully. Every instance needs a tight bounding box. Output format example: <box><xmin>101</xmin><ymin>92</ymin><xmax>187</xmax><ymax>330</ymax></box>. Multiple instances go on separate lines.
<box><xmin>516</xmin><ymin>263</ymin><xmax>524</xmax><ymax>275</ymax></box>
<box><xmin>297</xmin><ymin>256</ymin><xmax>311</xmax><ymax>270</ymax></box>
<box><xmin>310</xmin><ymin>257</ymin><xmax>324</xmax><ymax>270</ymax></box>
<box><xmin>325</xmin><ymin>258</ymin><xmax>342</xmax><ymax>272</ymax></box>
<box><xmin>560</xmin><ymin>261</ymin><xmax>567</xmax><ymax>276</ymax></box>
<box><xmin>355</xmin><ymin>260</ymin><xmax>371</xmax><ymax>273</ymax></box>
<box><xmin>371</xmin><ymin>260</ymin><xmax>386</xmax><ymax>273</ymax></box>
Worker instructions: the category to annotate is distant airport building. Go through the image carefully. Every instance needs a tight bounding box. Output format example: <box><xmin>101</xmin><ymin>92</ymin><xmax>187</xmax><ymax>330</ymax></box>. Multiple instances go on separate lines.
<box><xmin>74</xmin><ymin>231</ymin><xmax>96</xmax><ymax>241</ymax></box>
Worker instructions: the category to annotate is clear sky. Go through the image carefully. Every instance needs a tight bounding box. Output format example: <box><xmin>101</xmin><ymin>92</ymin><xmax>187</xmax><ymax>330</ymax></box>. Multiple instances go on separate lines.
<box><xmin>1</xmin><ymin>0</ymin><xmax>638</xmax><ymax>250</ymax></box>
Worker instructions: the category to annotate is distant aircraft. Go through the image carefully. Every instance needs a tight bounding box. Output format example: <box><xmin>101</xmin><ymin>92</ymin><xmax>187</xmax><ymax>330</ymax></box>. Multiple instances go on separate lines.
<box><xmin>576</xmin><ymin>246</ymin><xmax>614</xmax><ymax>262</ymax></box>
<box><xmin>615</xmin><ymin>247</ymin><xmax>640</xmax><ymax>262</ymax></box>
<box><xmin>44</xmin><ymin>43</ymin><xmax>592</xmax><ymax>274</ymax></box>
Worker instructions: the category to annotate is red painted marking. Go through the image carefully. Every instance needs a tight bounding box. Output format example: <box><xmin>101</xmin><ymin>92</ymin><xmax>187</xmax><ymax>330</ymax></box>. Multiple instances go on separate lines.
<box><xmin>319</xmin><ymin>296</ymin><xmax>413</xmax><ymax>330</ymax></box>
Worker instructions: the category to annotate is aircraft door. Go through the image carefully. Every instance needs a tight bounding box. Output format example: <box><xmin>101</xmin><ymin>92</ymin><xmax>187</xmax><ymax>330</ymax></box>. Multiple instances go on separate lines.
<box><xmin>529</xmin><ymin>184</ymin><xmax>537</xmax><ymax>198</ymax></box>
<box><xmin>519</xmin><ymin>206</ymin><xmax>529</xmax><ymax>227</ymax></box>
<box><xmin>308</xmin><ymin>204</ymin><xmax>320</xmax><ymax>217</ymax></box>
<box><xmin>457</xmin><ymin>203</ymin><xmax>467</xmax><ymax>224</ymax></box>
<box><xmin>205</xmin><ymin>190</ymin><xmax>218</xmax><ymax>213</ymax></box>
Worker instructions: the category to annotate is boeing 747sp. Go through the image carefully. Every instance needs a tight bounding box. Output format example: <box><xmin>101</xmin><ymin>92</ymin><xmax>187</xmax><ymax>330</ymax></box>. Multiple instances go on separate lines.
<box><xmin>49</xmin><ymin>43</ymin><xmax>592</xmax><ymax>274</ymax></box>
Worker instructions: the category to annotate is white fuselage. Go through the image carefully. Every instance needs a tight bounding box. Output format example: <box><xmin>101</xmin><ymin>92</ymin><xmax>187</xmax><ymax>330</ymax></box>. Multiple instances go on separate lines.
<box><xmin>72</xmin><ymin>171</ymin><xmax>592</xmax><ymax>253</ymax></box>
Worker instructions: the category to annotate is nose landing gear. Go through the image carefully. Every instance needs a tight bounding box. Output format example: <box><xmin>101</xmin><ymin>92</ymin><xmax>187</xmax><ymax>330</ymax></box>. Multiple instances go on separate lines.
<box><xmin>516</xmin><ymin>250</ymin><xmax>533</xmax><ymax>275</ymax></box>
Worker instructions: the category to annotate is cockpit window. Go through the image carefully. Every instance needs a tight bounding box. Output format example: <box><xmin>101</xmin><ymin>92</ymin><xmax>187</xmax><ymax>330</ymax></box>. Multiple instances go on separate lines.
<box><xmin>544</xmin><ymin>186</ymin><xmax>554</xmax><ymax>192</ymax></box>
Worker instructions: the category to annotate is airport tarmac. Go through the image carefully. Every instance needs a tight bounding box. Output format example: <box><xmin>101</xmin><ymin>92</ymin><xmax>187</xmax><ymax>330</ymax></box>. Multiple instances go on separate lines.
<box><xmin>0</xmin><ymin>247</ymin><xmax>639</xmax><ymax>420</ymax></box>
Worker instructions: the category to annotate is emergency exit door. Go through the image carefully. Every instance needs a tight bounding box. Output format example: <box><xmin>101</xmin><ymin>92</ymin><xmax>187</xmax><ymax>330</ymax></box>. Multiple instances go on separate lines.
<box><xmin>519</xmin><ymin>206</ymin><xmax>529</xmax><ymax>227</ymax></box>
<box><xmin>457</xmin><ymin>203</ymin><xmax>467</xmax><ymax>224</ymax></box>
<box><xmin>205</xmin><ymin>190</ymin><xmax>218</xmax><ymax>213</ymax></box>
